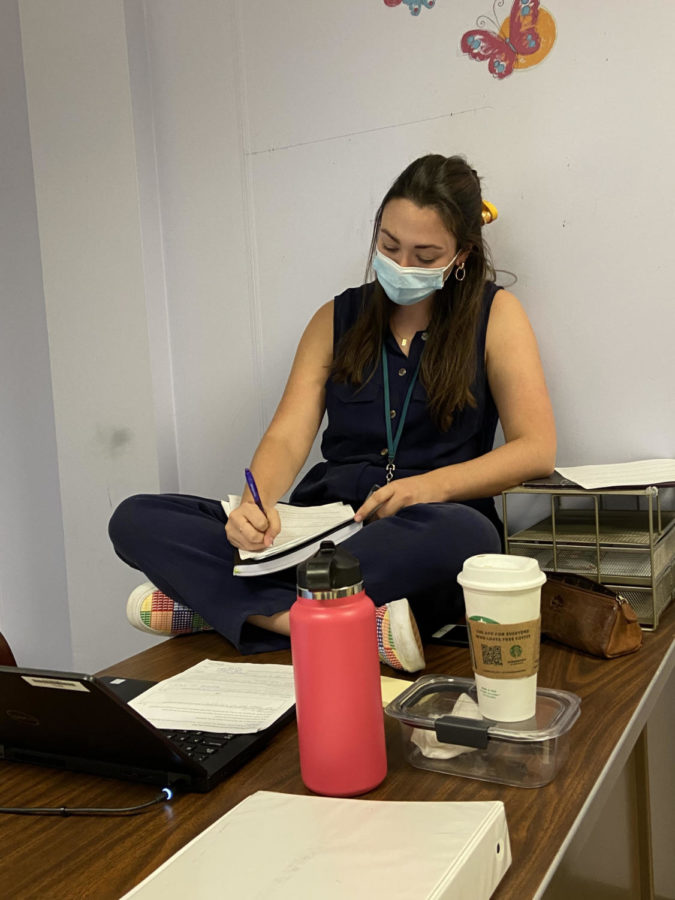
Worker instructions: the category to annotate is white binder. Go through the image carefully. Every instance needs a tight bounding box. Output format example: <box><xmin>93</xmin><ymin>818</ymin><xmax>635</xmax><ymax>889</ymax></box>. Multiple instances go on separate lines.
<box><xmin>123</xmin><ymin>790</ymin><xmax>511</xmax><ymax>899</ymax></box>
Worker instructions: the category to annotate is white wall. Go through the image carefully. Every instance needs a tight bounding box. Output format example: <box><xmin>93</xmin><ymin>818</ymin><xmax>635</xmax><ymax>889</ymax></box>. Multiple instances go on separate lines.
<box><xmin>0</xmin><ymin>0</ymin><xmax>71</xmax><ymax>668</ymax></box>
<box><xmin>136</xmin><ymin>0</ymin><xmax>675</xmax><ymax>510</ymax></box>
<box><xmin>131</xmin><ymin>0</ymin><xmax>262</xmax><ymax>498</ymax></box>
<box><xmin>237</xmin><ymin>1</ymin><xmax>675</xmax><ymax>475</ymax></box>
<box><xmin>15</xmin><ymin>0</ymin><xmax>166</xmax><ymax>671</ymax></box>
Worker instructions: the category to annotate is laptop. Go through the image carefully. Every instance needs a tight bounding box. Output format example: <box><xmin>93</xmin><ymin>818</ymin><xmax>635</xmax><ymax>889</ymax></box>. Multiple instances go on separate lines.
<box><xmin>0</xmin><ymin>666</ymin><xmax>295</xmax><ymax>793</ymax></box>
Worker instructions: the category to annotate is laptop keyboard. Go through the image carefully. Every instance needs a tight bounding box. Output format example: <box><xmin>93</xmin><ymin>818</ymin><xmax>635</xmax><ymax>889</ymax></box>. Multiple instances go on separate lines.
<box><xmin>162</xmin><ymin>729</ymin><xmax>235</xmax><ymax>764</ymax></box>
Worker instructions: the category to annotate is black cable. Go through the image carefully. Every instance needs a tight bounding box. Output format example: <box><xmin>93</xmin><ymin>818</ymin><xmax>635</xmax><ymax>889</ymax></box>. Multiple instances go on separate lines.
<box><xmin>0</xmin><ymin>786</ymin><xmax>174</xmax><ymax>816</ymax></box>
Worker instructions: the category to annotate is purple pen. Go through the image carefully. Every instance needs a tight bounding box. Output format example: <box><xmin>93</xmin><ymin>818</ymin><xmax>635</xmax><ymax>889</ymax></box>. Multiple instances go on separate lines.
<box><xmin>244</xmin><ymin>468</ymin><xmax>267</xmax><ymax>516</ymax></box>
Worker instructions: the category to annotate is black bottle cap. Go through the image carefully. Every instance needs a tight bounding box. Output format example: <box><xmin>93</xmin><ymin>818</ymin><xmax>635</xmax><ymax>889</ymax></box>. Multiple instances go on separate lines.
<box><xmin>296</xmin><ymin>541</ymin><xmax>362</xmax><ymax>592</ymax></box>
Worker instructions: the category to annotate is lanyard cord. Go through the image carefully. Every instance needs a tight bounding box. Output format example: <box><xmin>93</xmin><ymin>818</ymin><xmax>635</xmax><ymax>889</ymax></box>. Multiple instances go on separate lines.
<box><xmin>382</xmin><ymin>345</ymin><xmax>423</xmax><ymax>483</ymax></box>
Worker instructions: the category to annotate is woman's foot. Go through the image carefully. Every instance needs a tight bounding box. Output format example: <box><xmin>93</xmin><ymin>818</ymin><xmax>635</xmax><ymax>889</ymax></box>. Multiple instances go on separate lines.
<box><xmin>126</xmin><ymin>582</ymin><xmax>213</xmax><ymax>636</ymax></box>
<box><xmin>375</xmin><ymin>598</ymin><xmax>425</xmax><ymax>672</ymax></box>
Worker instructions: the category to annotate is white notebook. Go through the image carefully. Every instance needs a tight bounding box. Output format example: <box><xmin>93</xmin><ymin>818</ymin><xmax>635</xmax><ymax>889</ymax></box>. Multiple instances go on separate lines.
<box><xmin>221</xmin><ymin>495</ymin><xmax>361</xmax><ymax>576</ymax></box>
<box><xmin>122</xmin><ymin>790</ymin><xmax>511</xmax><ymax>900</ymax></box>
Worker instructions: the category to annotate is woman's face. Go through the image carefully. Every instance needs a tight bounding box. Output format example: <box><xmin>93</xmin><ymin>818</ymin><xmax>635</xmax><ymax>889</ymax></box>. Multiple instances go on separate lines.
<box><xmin>377</xmin><ymin>198</ymin><xmax>461</xmax><ymax>269</ymax></box>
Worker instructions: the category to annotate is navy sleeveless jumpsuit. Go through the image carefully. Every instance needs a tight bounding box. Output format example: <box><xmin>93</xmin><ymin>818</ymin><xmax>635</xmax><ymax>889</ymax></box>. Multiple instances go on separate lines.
<box><xmin>109</xmin><ymin>280</ymin><xmax>502</xmax><ymax>653</ymax></box>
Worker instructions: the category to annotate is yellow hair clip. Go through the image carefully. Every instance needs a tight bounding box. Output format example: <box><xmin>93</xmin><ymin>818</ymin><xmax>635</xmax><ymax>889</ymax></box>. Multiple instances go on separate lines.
<box><xmin>481</xmin><ymin>200</ymin><xmax>498</xmax><ymax>225</ymax></box>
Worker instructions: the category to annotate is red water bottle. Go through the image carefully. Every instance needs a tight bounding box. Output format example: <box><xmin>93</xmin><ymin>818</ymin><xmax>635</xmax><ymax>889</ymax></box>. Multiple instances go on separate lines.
<box><xmin>290</xmin><ymin>540</ymin><xmax>387</xmax><ymax>796</ymax></box>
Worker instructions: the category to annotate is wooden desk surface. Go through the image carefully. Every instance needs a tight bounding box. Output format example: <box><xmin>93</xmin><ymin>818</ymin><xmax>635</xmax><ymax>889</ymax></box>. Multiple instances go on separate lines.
<box><xmin>2</xmin><ymin>602</ymin><xmax>673</xmax><ymax>900</ymax></box>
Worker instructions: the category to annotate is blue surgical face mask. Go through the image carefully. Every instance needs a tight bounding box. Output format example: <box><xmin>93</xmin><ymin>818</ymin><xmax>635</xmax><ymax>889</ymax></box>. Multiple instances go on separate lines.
<box><xmin>372</xmin><ymin>248</ymin><xmax>459</xmax><ymax>306</ymax></box>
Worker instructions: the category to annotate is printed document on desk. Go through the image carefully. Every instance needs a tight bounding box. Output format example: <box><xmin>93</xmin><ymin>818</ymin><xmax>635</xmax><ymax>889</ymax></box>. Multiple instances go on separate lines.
<box><xmin>121</xmin><ymin>790</ymin><xmax>511</xmax><ymax>900</ymax></box>
<box><xmin>128</xmin><ymin>660</ymin><xmax>295</xmax><ymax>733</ymax></box>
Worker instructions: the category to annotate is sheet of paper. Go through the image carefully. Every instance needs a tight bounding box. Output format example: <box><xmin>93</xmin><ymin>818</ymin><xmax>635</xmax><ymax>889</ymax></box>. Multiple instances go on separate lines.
<box><xmin>128</xmin><ymin>659</ymin><xmax>295</xmax><ymax>733</ymax></box>
<box><xmin>222</xmin><ymin>495</ymin><xmax>356</xmax><ymax>560</ymax></box>
<box><xmin>556</xmin><ymin>458</ymin><xmax>675</xmax><ymax>490</ymax></box>
<box><xmin>380</xmin><ymin>676</ymin><xmax>413</xmax><ymax>706</ymax></box>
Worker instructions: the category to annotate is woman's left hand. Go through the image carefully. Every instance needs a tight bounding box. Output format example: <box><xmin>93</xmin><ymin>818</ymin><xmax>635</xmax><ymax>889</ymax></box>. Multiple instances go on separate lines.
<box><xmin>354</xmin><ymin>473</ymin><xmax>441</xmax><ymax>522</ymax></box>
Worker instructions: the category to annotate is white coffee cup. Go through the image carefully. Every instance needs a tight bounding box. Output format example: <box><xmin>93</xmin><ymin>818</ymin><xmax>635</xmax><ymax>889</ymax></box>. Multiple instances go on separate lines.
<box><xmin>457</xmin><ymin>554</ymin><xmax>545</xmax><ymax>722</ymax></box>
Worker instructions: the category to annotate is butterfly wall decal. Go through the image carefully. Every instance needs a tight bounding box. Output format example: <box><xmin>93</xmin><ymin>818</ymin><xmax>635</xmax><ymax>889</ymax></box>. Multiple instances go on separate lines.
<box><xmin>461</xmin><ymin>0</ymin><xmax>556</xmax><ymax>79</ymax></box>
<box><xmin>383</xmin><ymin>0</ymin><xmax>436</xmax><ymax>16</ymax></box>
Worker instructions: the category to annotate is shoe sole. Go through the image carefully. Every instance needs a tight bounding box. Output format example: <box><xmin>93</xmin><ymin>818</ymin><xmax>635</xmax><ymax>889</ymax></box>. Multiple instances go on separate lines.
<box><xmin>126</xmin><ymin>582</ymin><xmax>174</xmax><ymax>636</ymax></box>
<box><xmin>388</xmin><ymin>598</ymin><xmax>425</xmax><ymax>672</ymax></box>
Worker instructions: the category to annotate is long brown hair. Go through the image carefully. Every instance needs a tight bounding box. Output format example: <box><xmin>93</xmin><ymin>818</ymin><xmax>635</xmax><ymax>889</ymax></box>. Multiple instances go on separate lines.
<box><xmin>331</xmin><ymin>154</ymin><xmax>494</xmax><ymax>430</ymax></box>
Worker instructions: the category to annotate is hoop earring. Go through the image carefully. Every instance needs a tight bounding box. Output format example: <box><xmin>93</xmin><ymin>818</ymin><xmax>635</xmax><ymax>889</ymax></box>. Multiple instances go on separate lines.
<box><xmin>454</xmin><ymin>262</ymin><xmax>466</xmax><ymax>282</ymax></box>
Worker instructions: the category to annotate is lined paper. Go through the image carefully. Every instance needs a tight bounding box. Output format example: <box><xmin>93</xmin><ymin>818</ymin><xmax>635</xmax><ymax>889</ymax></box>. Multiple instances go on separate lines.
<box><xmin>556</xmin><ymin>459</ymin><xmax>675</xmax><ymax>490</ymax></box>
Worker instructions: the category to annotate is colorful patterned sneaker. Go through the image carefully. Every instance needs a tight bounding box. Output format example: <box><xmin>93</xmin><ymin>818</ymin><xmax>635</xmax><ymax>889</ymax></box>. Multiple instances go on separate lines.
<box><xmin>126</xmin><ymin>582</ymin><xmax>214</xmax><ymax>636</ymax></box>
<box><xmin>375</xmin><ymin>597</ymin><xmax>425</xmax><ymax>672</ymax></box>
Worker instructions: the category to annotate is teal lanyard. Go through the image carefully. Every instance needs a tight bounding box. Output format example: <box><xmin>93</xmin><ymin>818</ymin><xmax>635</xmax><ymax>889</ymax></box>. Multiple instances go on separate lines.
<box><xmin>382</xmin><ymin>345</ymin><xmax>423</xmax><ymax>483</ymax></box>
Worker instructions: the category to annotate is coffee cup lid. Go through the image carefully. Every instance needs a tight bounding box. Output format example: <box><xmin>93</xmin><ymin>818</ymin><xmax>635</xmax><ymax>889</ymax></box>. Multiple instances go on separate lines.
<box><xmin>457</xmin><ymin>554</ymin><xmax>546</xmax><ymax>591</ymax></box>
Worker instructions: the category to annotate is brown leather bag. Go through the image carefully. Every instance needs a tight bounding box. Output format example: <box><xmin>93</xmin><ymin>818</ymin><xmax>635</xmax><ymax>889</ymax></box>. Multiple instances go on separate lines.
<box><xmin>541</xmin><ymin>572</ymin><xmax>643</xmax><ymax>658</ymax></box>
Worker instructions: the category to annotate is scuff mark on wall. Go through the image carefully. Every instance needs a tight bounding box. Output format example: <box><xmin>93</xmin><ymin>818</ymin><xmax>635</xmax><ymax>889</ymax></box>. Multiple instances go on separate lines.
<box><xmin>248</xmin><ymin>105</ymin><xmax>493</xmax><ymax>157</ymax></box>
<box><xmin>93</xmin><ymin>425</ymin><xmax>133</xmax><ymax>458</ymax></box>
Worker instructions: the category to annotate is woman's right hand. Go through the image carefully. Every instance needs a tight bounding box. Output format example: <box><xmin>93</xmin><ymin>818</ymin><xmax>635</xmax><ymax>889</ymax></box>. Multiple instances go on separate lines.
<box><xmin>225</xmin><ymin>502</ymin><xmax>282</xmax><ymax>552</ymax></box>
<box><xmin>224</xmin><ymin>301</ymin><xmax>333</xmax><ymax>555</ymax></box>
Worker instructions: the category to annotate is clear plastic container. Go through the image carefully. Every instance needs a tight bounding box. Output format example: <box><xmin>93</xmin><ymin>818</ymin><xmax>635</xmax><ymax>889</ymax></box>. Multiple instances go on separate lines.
<box><xmin>385</xmin><ymin>675</ymin><xmax>581</xmax><ymax>788</ymax></box>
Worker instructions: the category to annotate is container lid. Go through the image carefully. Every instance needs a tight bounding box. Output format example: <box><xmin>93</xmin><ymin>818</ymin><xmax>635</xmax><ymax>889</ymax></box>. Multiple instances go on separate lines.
<box><xmin>457</xmin><ymin>554</ymin><xmax>546</xmax><ymax>592</ymax></box>
<box><xmin>296</xmin><ymin>540</ymin><xmax>362</xmax><ymax>592</ymax></box>
<box><xmin>385</xmin><ymin>675</ymin><xmax>581</xmax><ymax>743</ymax></box>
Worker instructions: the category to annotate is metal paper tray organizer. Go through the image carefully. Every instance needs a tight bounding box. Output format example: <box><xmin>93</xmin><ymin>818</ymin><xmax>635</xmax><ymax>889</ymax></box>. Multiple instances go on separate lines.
<box><xmin>502</xmin><ymin>485</ymin><xmax>675</xmax><ymax>629</ymax></box>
